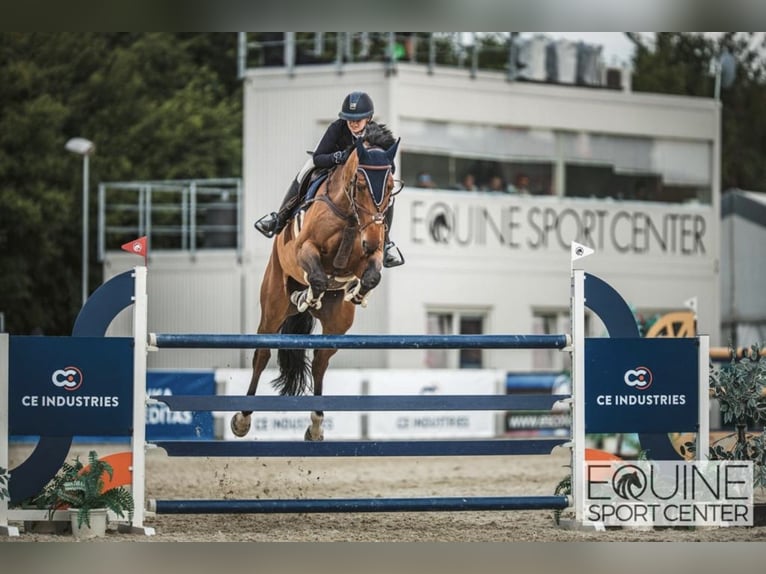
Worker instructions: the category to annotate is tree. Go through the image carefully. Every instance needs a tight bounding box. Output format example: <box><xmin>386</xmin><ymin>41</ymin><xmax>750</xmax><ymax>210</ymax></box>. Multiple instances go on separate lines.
<box><xmin>0</xmin><ymin>33</ymin><xmax>242</xmax><ymax>335</ymax></box>
<box><xmin>629</xmin><ymin>32</ymin><xmax>766</xmax><ymax>192</ymax></box>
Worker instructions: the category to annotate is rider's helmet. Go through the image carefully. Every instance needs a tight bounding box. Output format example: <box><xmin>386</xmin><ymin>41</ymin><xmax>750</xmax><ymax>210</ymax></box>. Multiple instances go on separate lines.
<box><xmin>338</xmin><ymin>91</ymin><xmax>374</xmax><ymax>121</ymax></box>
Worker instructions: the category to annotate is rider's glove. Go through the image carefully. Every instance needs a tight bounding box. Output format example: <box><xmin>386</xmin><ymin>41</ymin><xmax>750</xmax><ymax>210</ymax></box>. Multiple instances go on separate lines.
<box><xmin>332</xmin><ymin>150</ymin><xmax>348</xmax><ymax>165</ymax></box>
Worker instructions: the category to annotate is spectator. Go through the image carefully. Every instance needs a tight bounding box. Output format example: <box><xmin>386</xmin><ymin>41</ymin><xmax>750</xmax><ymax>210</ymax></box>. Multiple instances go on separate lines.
<box><xmin>456</xmin><ymin>172</ymin><xmax>478</xmax><ymax>191</ymax></box>
<box><xmin>416</xmin><ymin>171</ymin><xmax>438</xmax><ymax>189</ymax></box>
<box><xmin>484</xmin><ymin>175</ymin><xmax>507</xmax><ymax>193</ymax></box>
<box><xmin>508</xmin><ymin>173</ymin><xmax>531</xmax><ymax>195</ymax></box>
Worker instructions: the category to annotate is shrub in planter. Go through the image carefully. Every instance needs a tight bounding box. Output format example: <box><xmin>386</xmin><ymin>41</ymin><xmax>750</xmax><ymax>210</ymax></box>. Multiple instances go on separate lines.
<box><xmin>708</xmin><ymin>343</ymin><xmax>766</xmax><ymax>494</ymax></box>
<box><xmin>0</xmin><ymin>466</ymin><xmax>9</xmax><ymax>501</ymax></box>
<box><xmin>37</xmin><ymin>450</ymin><xmax>134</xmax><ymax>529</ymax></box>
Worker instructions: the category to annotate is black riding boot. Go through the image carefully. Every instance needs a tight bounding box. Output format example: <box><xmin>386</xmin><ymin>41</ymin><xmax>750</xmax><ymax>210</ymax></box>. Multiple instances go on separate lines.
<box><xmin>383</xmin><ymin>205</ymin><xmax>404</xmax><ymax>268</ymax></box>
<box><xmin>254</xmin><ymin>179</ymin><xmax>301</xmax><ymax>238</ymax></box>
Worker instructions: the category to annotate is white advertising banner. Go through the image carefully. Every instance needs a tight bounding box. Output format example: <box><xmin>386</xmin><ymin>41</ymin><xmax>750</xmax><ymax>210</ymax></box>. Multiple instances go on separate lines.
<box><xmin>215</xmin><ymin>368</ymin><xmax>363</xmax><ymax>440</ymax></box>
<box><xmin>365</xmin><ymin>369</ymin><xmax>504</xmax><ymax>439</ymax></box>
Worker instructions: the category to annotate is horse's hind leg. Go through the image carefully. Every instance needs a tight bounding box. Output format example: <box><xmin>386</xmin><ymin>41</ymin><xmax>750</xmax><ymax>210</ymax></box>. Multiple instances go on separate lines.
<box><xmin>231</xmin><ymin>249</ymin><xmax>290</xmax><ymax>438</ymax></box>
<box><xmin>304</xmin><ymin>295</ymin><xmax>356</xmax><ymax>441</ymax></box>
<box><xmin>230</xmin><ymin>347</ymin><xmax>271</xmax><ymax>437</ymax></box>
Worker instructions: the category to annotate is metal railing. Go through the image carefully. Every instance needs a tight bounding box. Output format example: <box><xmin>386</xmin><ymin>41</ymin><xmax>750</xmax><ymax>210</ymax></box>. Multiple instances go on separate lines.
<box><xmin>97</xmin><ymin>178</ymin><xmax>242</xmax><ymax>262</ymax></box>
<box><xmin>237</xmin><ymin>32</ymin><xmax>613</xmax><ymax>87</ymax></box>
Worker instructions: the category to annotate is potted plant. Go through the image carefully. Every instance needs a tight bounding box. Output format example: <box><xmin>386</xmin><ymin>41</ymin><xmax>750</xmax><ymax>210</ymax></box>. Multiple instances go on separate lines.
<box><xmin>38</xmin><ymin>450</ymin><xmax>134</xmax><ymax>539</ymax></box>
<box><xmin>0</xmin><ymin>466</ymin><xmax>9</xmax><ymax>501</ymax></box>
<box><xmin>707</xmin><ymin>343</ymin><xmax>766</xmax><ymax>524</ymax></box>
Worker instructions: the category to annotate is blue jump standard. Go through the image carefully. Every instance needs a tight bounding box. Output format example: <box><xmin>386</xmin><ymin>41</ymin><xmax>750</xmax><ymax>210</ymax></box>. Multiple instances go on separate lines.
<box><xmin>152</xmin><ymin>496</ymin><xmax>570</xmax><ymax>514</ymax></box>
<box><xmin>153</xmin><ymin>438</ymin><xmax>568</xmax><ymax>457</ymax></box>
<box><xmin>150</xmin><ymin>333</ymin><xmax>569</xmax><ymax>350</ymax></box>
<box><xmin>151</xmin><ymin>394</ymin><xmax>570</xmax><ymax>412</ymax></box>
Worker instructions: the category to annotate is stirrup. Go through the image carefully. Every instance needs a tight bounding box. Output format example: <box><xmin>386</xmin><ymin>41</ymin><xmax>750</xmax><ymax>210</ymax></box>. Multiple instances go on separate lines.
<box><xmin>254</xmin><ymin>213</ymin><xmax>279</xmax><ymax>238</ymax></box>
<box><xmin>383</xmin><ymin>241</ymin><xmax>404</xmax><ymax>268</ymax></box>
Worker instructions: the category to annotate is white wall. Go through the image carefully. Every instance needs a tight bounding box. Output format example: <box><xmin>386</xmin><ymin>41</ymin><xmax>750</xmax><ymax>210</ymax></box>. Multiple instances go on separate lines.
<box><xmin>102</xmin><ymin>60</ymin><xmax>721</xmax><ymax>370</ymax></box>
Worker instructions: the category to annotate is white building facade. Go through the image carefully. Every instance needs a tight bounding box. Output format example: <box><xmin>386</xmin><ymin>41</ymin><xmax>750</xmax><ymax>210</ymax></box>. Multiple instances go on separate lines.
<box><xmin>103</xmin><ymin>56</ymin><xmax>722</xmax><ymax>373</ymax></box>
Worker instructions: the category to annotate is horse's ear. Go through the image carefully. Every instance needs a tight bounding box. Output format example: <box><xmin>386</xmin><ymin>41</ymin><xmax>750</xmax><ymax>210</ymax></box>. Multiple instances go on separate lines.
<box><xmin>355</xmin><ymin>138</ymin><xmax>368</xmax><ymax>163</ymax></box>
<box><xmin>385</xmin><ymin>138</ymin><xmax>400</xmax><ymax>164</ymax></box>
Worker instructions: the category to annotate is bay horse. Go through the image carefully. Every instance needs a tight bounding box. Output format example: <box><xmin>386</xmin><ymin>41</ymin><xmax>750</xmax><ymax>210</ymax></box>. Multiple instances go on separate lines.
<box><xmin>231</xmin><ymin>126</ymin><xmax>401</xmax><ymax>441</ymax></box>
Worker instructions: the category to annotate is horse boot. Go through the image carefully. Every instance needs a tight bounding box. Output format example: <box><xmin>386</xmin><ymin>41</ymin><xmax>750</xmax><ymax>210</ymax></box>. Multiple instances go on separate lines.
<box><xmin>254</xmin><ymin>179</ymin><xmax>301</xmax><ymax>238</ymax></box>
<box><xmin>383</xmin><ymin>206</ymin><xmax>404</xmax><ymax>268</ymax></box>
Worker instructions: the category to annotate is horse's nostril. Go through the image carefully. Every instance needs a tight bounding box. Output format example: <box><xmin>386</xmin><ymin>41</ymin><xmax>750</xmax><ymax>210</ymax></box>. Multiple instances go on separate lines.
<box><xmin>362</xmin><ymin>240</ymin><xmax>376</xmax><ymax>255</ymax></box>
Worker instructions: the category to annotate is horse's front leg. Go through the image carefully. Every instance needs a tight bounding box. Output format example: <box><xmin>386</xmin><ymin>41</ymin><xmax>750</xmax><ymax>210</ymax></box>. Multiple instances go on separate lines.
<box><xmin>345</xmin><ymin>258</ymin><xmax>382</xmax><ymax>307</ymax></box>
<box><xmin>304</xmin><ymin>348</ymin><xmax>332</xmax><ymax>441</ymax></box>
<box><xmin>305</xmin><ymin>294</ymin><xmax>355</xmax><ymax>441</ymax></box>
<box><xmin>294</xmin><ymin>242</ymin><xmax>329</xmax><ymax>311</ymax></box>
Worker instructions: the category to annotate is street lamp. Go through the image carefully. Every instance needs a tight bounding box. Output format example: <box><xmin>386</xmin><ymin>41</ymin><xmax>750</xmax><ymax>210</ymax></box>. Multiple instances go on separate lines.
<box><xmin>65</xmin><ymin>137</ymin><xmax>96</xmax><ymax>307</ymax></box>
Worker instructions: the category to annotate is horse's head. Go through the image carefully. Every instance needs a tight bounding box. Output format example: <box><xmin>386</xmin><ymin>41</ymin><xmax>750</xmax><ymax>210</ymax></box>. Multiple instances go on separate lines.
<box><xmin>340</xmin><ymin>137</ymin><xmax>401</xmax><ymax>256</ymax></box>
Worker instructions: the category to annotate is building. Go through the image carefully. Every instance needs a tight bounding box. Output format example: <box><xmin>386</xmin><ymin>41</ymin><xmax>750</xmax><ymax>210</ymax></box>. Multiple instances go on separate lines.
<box><xmin>101</xmin><ymin>33</ymin><xmax>722</xmax><ymax>372</ymax></box>
<box><xmin>721</xmin><ymin>189</ymin><xmax>766</xmax><ymax>347</ymax></box>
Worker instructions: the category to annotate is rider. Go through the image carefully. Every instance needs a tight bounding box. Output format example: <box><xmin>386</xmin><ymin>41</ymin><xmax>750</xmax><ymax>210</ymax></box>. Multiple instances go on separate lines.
<box><xmin>254</xmin><ymin>91</ymin><xmax>404</xmax><ymax>268</ymax></box>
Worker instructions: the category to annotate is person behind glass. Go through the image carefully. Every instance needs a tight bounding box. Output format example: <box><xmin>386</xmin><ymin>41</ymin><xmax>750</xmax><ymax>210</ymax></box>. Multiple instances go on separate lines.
<box><xmin>457</xmin><ymin>172</ymin><xmax>478</xmax><ymax>191</ymax></box>
<box><xmin>254</xmin><ymin>91</ymin><xmax>404</xmax><ymax>268</ymax></box>
<box><xmin>485</xmin><ymin>174</ymin><xmax>507</xmax><ymax>193</ymax></box>
<box><xmin>415</xmin><ymin>171</ymin><xmax>437</xmax><ymax>188</ymax></box>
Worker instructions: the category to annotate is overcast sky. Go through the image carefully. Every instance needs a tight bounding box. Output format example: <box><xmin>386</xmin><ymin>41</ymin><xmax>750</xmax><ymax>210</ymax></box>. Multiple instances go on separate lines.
<box><xmin>525</xmin><ymin>32</ymin><xmax>641</xmax><ymax>67</ymax></box>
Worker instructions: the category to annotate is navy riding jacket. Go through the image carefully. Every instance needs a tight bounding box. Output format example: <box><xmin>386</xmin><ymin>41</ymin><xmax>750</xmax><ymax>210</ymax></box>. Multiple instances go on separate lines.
<box><xmin>312</xmin><ymin>119</ymin><xmax>381</xmax><ymax>169</ymax></box>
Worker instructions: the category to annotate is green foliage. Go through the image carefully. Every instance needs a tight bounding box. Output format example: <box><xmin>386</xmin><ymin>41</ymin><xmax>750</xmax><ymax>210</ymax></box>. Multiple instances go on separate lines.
<box><xmin>631</xmin><ymin>32</ymin><xmax>766</xmax><ymax>191</ymax></box>
<box><xmin>35</xmin><ymin>450</ymin><xmax>134</xmax><ymax>528</ymax></box>
<box><xmin>552</xmin><ymin>472</ymin><xmax>571</xmax><ymax>525</ymax></box>
<box><xmin>0</xmin><ymin>466</ymin><xmax>9</xmax><ymax>501</ymax></box>
<box><xmin>707</xmin><ymin>343</ymin><xmax>766</xmax><ymax>490</ymax></box>
<box><xmin>710</xmin><ymin>343</ymin><xmax>766</xmax><ymax>427</ymax></box>
<box><xmin>0</xmin><ymin>33</ymin><xmax>242</xmax><ymax>335</ymax></box>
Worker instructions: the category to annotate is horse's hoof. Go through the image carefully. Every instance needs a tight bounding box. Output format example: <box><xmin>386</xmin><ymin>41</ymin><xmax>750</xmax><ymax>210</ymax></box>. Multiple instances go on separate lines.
<box><xmin>304</xmin><ymin>427</ymin><xmax>324</xmax><ymax>441</ymax></box>
<box><xmin>230</xmin><ymin>413</ymin><xmax>252</xmax><ymax>437</ymax></box>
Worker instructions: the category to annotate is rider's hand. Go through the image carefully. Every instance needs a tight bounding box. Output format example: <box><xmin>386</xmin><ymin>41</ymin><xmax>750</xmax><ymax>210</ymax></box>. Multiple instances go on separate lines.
<box><xmin>332</xmin><ymin>150</ymin><xmax>348</xmax><ymax>165</ymax></box>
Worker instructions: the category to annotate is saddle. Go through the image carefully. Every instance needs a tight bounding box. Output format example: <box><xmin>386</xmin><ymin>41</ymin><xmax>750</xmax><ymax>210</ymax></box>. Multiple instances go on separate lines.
<box><xmin>290</xmin><ymin>169</ymin><xmax>329</xmax><ymax>235</ymax></box>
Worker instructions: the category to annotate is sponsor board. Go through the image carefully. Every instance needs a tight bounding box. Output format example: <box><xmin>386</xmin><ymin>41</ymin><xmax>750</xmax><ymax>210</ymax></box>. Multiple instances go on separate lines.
<box><xmin>146</xmin><ymin>371</ymin><xmax>215</xmax><ymax>440</ymax></box>
<box><xmin>216</xmin><ymin>368</ymin><xmax>363</xmax><ymax>440</ymax></box>
<box><xmin>9</xmin><ymin>336</ymin><xmax>133</xmax><ymax>436</ymax></box>
<box><xmin>365</xmin><ymin>369</ymin><xmax>503</xmax><ymax>439</ymax></box>
<box><xmin>585</xmin><ymin>338</ymin><xmax>699</xmax><ymax>433</ymax></box>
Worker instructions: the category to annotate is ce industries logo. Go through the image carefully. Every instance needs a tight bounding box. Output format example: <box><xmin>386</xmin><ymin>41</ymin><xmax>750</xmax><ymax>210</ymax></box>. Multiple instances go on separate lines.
<box><xmin>51</xmin><ymin>366</ymin><xmax>84</xmax><ymax>392</ymax></box>
<box><xmin>623</xmin><ymin>366</ymin><xmax>653</xmax><ymax>391</ymax></box>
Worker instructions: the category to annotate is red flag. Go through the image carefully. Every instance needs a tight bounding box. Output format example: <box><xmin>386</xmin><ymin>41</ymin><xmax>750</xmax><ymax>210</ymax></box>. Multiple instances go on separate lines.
<box><xmin>121</xmin><ymin>236</ymin><xmax>147</xmax><ymax>264</ymax></box>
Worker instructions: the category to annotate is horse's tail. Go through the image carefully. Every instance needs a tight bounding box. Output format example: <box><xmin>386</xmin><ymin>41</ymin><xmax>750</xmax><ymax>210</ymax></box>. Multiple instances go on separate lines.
<box><xmin>272</xmin><ymin>311</ymin><xmax>315</xmax><ymax>396</ymax></box>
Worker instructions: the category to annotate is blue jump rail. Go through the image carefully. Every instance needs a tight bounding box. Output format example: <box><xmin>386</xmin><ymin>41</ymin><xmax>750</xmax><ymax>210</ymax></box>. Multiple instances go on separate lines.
<box><xmin>153</xmin><ymin>438</ymin><xmax>569</xmax><ymax>457</ymax></box>
<box><xmin>149</xmin><ymin>333</ymin><xmax>570</xmax><ymax>350</ymax></box>
<box><xmin>151</xmin><ymin>495</ymin><xmax>570</xmax><ymax>514</ymax></box>
<box><xmin>150</xmin><ymin>394</ymin><xmax>570</xmax><ymax>412</ymax></box>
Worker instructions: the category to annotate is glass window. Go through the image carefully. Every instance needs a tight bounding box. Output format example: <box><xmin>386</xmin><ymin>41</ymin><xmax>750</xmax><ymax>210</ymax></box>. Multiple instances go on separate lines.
<box><xmin>426</xmin><ymin>310</ymin><xmax>485</xmax><ymax>369</ymax></box>
<box><xmin>560</xmin><ymin>131</ymin><xmax>711</xmax><ymax>204</ymax></box>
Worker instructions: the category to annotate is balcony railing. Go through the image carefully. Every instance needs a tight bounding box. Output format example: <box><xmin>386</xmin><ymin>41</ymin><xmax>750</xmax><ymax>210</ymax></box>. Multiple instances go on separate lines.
<box><xmin>237</xmin><ymin>32</ymin><xmax>618</xmax><ymax>88</ymax></box>
<box><xmin>97</xmin><ymin>178</ymin><xmax>242</xmax><ymax>262</ymax></box>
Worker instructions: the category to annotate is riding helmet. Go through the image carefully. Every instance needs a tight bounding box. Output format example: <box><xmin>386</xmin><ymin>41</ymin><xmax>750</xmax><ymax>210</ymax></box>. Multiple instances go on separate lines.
<box><xmin>339</xmin><ymin>91</ymin><xmax>374</xmax><ymax>120</ymax></box>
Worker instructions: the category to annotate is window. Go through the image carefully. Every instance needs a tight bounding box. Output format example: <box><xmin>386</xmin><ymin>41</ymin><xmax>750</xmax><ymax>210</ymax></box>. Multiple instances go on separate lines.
<box><xmin>531</xmin><ymin>309</ymin><xmax>588</xmax><ymax>371</ymax></box>
<box><xmin>399</xmin><ymin>119</ymin><xmax>712</xmax><ymax>204</ymax></box>
<box><xmin>560</xmin><ymin>132</ymin><xmax>712</xmax><ymax>204</ymax></box>
<box><xmin>426</xmin><ymin>310</ymin><xmax>486</xmax><ymax>368</ymax></box>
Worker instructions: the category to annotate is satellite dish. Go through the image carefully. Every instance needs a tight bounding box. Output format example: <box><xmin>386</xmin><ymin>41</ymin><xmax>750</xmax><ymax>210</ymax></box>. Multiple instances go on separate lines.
<box><xmin>720</xmin><ymin>50</ymin><xmax>736</xmax><ymax>89</ymax></box>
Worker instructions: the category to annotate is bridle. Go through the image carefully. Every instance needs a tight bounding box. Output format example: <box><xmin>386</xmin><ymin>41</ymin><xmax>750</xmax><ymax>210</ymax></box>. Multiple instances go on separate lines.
<box><xmin>319</xmin><ymin>155</ymin><xmax>403</xmax><ymax>232</ymax></box>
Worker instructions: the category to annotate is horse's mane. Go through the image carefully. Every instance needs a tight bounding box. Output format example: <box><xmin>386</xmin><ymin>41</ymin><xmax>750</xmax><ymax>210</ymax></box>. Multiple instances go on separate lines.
<box><xmin>363</xmin><ymin>123</ymin><xmax>396</xmax><ymax>149</ymax></box>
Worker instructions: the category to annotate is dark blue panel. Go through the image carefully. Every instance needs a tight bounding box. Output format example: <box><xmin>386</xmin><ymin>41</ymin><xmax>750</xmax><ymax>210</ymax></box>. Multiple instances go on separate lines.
<box><xmin>584</xmin><ymin>272</ymin><xmax>682</xmax><ymax>460</ymax></box>
<box><xmin>585</xmin><ymin>338</ymin><xmax>699</xmax><ymax>434</ymax></box>
<box><xmin>9</xmin><ymin>270</ymin><xmax>136</xmax><ymax>505</ymax></box>
<box><xmin>72</xmin><ymin>270</ymin><xmax>136</xmax><ymax>337</ymax></box>
<box><xmin>146</xmin><ymin>371</ymin><xmax>215</xmax><ymax>440</ymax></box>
<box><xmin>9</xmin><ymin>337</ymin><xmax>134</xmax><ymax>436</ymax></box>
